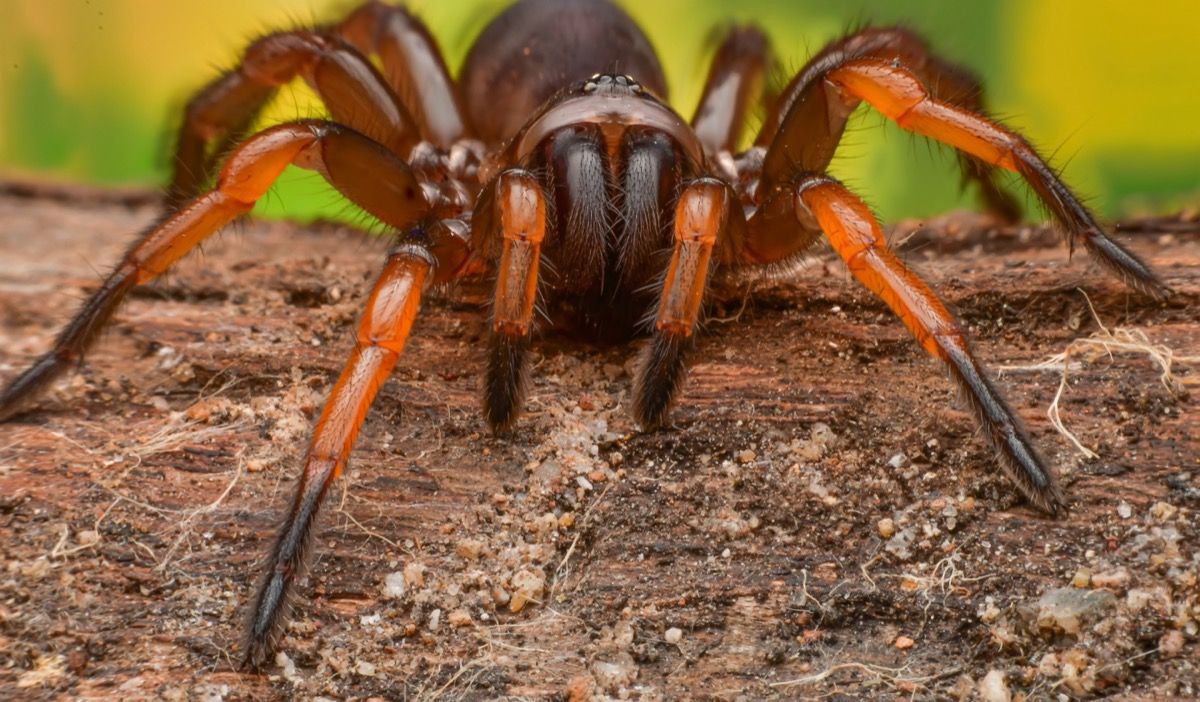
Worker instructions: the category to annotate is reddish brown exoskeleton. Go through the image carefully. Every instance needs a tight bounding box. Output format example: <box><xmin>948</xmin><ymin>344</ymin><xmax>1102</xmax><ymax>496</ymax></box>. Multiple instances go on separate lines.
<box><xmin>0</xmin><ymin>0</ymin><xmax>1170</xmax><ymax>669</ymax></box>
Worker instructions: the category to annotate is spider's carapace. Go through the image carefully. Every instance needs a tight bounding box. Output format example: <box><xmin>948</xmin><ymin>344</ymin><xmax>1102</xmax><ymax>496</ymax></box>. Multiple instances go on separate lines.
<box><xmin>0</xmin><ymin>0</ymin><xmax>1170</xmax><ymax>670</ymax></box>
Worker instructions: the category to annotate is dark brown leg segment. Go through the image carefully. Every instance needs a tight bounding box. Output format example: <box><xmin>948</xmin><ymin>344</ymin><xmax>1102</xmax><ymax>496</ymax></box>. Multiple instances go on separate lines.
<box><xmin>0</xmin><ymin>121</ymin><xmax>428</xmax><ymax>422</ymax></box>
<box><xmin>634</xmin><ymin>179</ymin><xmax>731</xmax><ymax>428</ymax></box>
<box><xmin>779</xmin><ymin>175</ymin><xmax>1064</xmax><ymax>513</ymax></box>
<box><xmin>691</xmin><ymin>25</ymin><xmax>769</xmax><ymax>156</ymax></box>
<box><xmin>168</xmin><ymin>30</ymin><xmax>418</xmax><ymax>206</ymax></box>
<box><xmin>244</xmin><ymin>242</ymin><xmax>433</xmax><ymax>669</ymax></box>
<box><xmin>336</xmin><ymin>1</ymin><xmax>469</xmax><ymax>146</ymax></box>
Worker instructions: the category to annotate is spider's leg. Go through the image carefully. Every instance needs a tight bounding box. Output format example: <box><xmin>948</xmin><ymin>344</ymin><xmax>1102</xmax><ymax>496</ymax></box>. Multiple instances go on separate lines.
<box><xmin>168</xmin><ymin>30</ymin><xmax>419</xmax><ymax>206</ymax></box>
<box><xmin>482</xmin><ymin>171</ymin><xmax>546</xmax><ymax>431</ymax></box>
<box><xmin>691</xmin><ymin>25</ymin><xmax>769</xmax><ymax>157</ymax></box>
<box><xmin>748</xmin><ymin>173</ymin><xmax>1065</xmax><ymax>513</ymax></box>
<box><xmin>244</xmin><ymin>238</ymin><xmax>438</xmax><ymax>670</ymax></box>
<box><xmin>0</xmin><ymin>120</ymin><xmax>428</xmax><ymax>423</ymax></box>
<box><xmin>755</xmin><ymin>27</ymin><xmax>1021</xmax><ymax>220</ymax></box>
<box><xmin>633</xmin><ymin>179</ymin><xmax>732</xmax><ymax>428</ymax></box>
<box><xmin>336</xmin><ymin>2</ymin><xmax>469</xmax><ymax>146</ymax></box>
<box><xmin>824</xmin><ymin>58</ymin><xmax>1167</xmax><ymax>297</ymax></box>
<box><xmin>918</xmin><ymin>55</ymin><xmax>1024</xmax><ymax>223</ymax></box>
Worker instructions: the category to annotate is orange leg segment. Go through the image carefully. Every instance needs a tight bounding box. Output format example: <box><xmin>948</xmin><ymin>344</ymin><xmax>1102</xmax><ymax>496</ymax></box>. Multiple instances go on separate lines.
<box><xmin>244</xmin><ymin>245</ymin><xmax>431</xmax><ymax>669</ymax></box>
<box><xmin>634</xmin><ymin>179</ymin><xmax>731</xmax><ymax>428</ymax></box>
<box><xmin>795</xmin><ymin>175</ymin><xmax>1063</xmax><ymax>514</ymax></box>
<box><xmin>825</xmin><ymin>59</ymin><xmax>1169</xmax><ymax>298</ymax></box>
<box><xmin>654</xmin><ymin>180</ymin><xmax>728</xmax><ymax>337</ymax></box>
<box><xmin>483</xmin><ymin>170</ymin><xmax>547</xmax><ymax>431</ymax></box>
<box><xmin>492</xmin><ymin>172</ymin><xmax>547</xmax><ymax>338</ymax></box>
<box><xmin>0</xmin><ymin>120</ymin><xmax>429</xmax><ymax>423</ymax></box>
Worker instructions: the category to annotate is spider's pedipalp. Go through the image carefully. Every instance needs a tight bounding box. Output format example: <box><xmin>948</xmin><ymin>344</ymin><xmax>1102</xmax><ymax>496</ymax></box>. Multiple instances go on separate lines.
<box><xmin>779</xmin><ymin>175</ymin><xmax>1065</xmax><ymax>513</ymax></box>
<box><xmin>634</xmin><ymin>179</ymin><xmax>731</xmax><ymax>429</ymax></box>
<box><xmin>617</xmin><ymin>130</ymin><xmax>678</xmax><ymax>290</ymax></box>
<box><xmin>483</xmin><ymin>170</ymin><xmax>547</xmax><ymax>432</ymax></box>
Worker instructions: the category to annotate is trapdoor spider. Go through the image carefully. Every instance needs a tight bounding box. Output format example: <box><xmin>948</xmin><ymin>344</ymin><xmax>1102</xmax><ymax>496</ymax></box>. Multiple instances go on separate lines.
<box><xmin>0</xmin><ymin>0</ymin><xmax>1170</xmax><ymax>670</ymax></box>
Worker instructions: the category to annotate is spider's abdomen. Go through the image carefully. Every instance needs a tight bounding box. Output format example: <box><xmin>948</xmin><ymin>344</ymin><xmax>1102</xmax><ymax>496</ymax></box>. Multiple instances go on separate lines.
<box><xmin>459</xmin><ymin>0</ymin><xmax>667</xmax><ymax>145</ymax></box>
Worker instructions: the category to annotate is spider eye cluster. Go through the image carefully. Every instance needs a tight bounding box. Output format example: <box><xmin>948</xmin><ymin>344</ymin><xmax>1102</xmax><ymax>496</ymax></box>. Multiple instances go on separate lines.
<box><xmin>583</xmin><ymin>73</ymin><xmax>644</xmax><ymax>96</ymax></box>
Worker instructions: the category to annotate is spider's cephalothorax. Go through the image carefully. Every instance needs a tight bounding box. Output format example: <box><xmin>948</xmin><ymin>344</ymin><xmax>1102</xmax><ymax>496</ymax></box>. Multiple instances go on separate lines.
<box><xmin>0</xmin><ymin>0</ymin><xmax>1171</xmax><ymax>670</ymax></box>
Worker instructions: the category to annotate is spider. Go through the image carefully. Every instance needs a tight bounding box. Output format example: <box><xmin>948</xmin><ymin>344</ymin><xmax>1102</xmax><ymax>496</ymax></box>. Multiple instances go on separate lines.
<box><xmin>0</xmin><ymin>0</ymin><xmax>1170</xmax><ymax>671</ymax></box>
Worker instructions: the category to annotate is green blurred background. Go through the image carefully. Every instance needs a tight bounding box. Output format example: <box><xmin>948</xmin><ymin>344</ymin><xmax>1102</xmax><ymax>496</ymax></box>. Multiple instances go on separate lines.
<box><xmin>1</xmin><ymin>0</ymin><xmax>1197</xmax><ymax>222</ymax></box>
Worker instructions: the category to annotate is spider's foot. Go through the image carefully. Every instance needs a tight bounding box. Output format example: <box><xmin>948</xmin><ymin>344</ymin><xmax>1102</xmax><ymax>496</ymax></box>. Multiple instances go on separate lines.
<box><xmin>240</xmin><ymin>568</ymin><xmax>292</xmax><ymax>672</ymax></box>
<box><xmin>239</xmin><ymin>639</ymin><xmax>276</xmax><ymax>673</ymax></box>
<box><xmin>0</xmin><ymin>353</ymin><xmax>68</xmax><ymax>422</ymax></box>
<box><xmin>484</xmin><ymin>333</ymin><xmax>529</xmax><ymax>433</ymax></box>
<box><xmin>633</xmin><ymin>333</ymin><xmax>690</xmax><ymax>430</ymax></box>
<box><xmin>1081</xmin><ymin>229</ymin><xmax>1173</xmax><ymax>301</ymax></box>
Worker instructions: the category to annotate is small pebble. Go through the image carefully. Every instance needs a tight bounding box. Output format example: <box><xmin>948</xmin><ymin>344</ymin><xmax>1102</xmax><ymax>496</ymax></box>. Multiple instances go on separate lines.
<box><xmin>403</xmin><ymin>562</ymin><xmax>425</xmax><ymax>588</ymax></box>
<box><xmin>1151</xmin><ymin>501</ymin><xmax>1178</xmax><ymax>521</ymax></box>
<box><xmin>566</xmin><ymin>674</ymin><xmax>596</xmax><ymax>702</ymax></box>
<box><xmin>275</xmin><ymin>652</ymin><xmax>300</xmax><ymax>683</ymax></box>
<box><xmin>1090</xmin><ymin>568</ymin><xmax>1129</xmax><ymax>591</ymax></box>
<box><xmin>1160</xmin><ymin>629</ymin><xmax>1185</xmax><ymax>658</ymax></box>
<box><xmin>978</xmin><ymin>669</ymin><xmax>1011</xmax><ymax>702</ymax></box>
<box><xmin>664</xmin><ymin>627</ymin><xmax>683</xmax><ymax>644</ymax></box>
<box><xmin>510</xmin><ymin>569</ymin><xmax>546</xmax><ymax>613</ymax></box>
<box><xmin>359</xmin><ymin>614</ymin><xmax>381</xmax><ymax>627</ymax></box>
<box><xmin>894</xmin><ymin>635</ymin><xmax>914</xmax><ymax>650</ymax></box>
<box><xmin>737</xmin><ymin>449</ymin><xmax>757</xmax><ymax>464</ymax></box>
<box><xmin>1071</xmin><ymin>568</ymin><xmax>1091</xmax><ymax>588</ymax></box>
<box><xmin>355</xmin><ymin>661</ymin><xmax>376</xmax><ymax>677</ymax></box>
<box><xmin>455</xmin><ymin>538</ymin><xmax>486</xmax><ymax>560</ymax></box>
<box><xmin>382</xmin><ymin>572</ymin><xmax>406</xmax><ymax>599</ymax></box>
<box><xmin>1117</xmin><ymin>502</ymin><xmax>1133</xmax><ymax>519</ymax></box>
<box><xmin>877</xmin><ymin>518</ymin><xmax>896</xmax><ymax>539</ymax></box>
<box><xmin>447</xmin><ymin>609</ymin><xmax>472</xmax><ymax>628</ymax></box>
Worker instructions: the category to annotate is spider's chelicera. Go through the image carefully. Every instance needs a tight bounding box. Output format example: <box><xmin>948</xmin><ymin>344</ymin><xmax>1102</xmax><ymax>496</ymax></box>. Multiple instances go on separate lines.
<box><xmin>0</xmin><ymin>0</ymin><xmax>1170</xmax><ymax>670</ymax></box>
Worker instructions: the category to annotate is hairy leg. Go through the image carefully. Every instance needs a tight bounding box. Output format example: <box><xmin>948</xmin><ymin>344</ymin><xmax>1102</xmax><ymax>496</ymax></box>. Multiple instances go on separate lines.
<box><xmin>483</xmin><ymin>170</ymin><xmax>547</xmax><ymax>431</ymax></box>
<box><xmin>762</xmin><ymin>174</ymin><xmax>1065</xmax><ymax>513</ymax></box>
<box><xmin>823</xmin><ymin>57</ymin><xmax>1168</xmax><ymax>297</ymax></box>
<box><xmin>691</xmin><ymin>25</ymin><xmax>770</xmax><ymax>157</ymax></box>
<box><xmin>336</xmin><ymin>1</ymin><xmax>469</xmax><ymax>147</ymax></box>
<box><xmin>244</xmin><ymin>241</ymin><xmax>433</xmax><ymax>669</ymax></box>
<box><xmin>168</xmin><ymin>30</ymin><xmax>418</xmax><ymax>205</ymax></box>
<box><xmin>0</xmin><ymin>120</ymin><xmax>428</xmax><ymax>422</ymax></box>
<box><xmin>754</xmin><ymin>27</ymin><xmax>1021</xmax><ymax>220</ymax></box>
<box><xmin>634</xmin><ymin>179</ymin><xmax>732</xmax><ymax>428</ymax></box>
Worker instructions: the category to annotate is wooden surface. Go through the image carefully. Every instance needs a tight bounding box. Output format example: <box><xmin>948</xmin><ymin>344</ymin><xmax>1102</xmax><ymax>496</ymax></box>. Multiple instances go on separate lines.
<box><xmin>0</xmin><ymin>186</ymin><xmax>1197</xmax><ymax>700</ymax></box>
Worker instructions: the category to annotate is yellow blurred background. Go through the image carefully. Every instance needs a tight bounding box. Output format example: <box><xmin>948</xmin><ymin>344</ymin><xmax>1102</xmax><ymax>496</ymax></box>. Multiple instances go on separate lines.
<box><xmin>1</xmin><ymin>0</ymin><xmax>1197</xmax><ymax>222</ymax></box>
